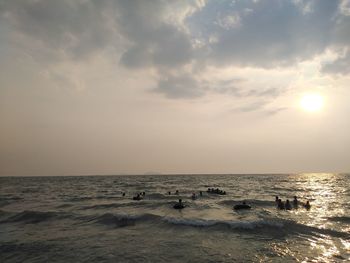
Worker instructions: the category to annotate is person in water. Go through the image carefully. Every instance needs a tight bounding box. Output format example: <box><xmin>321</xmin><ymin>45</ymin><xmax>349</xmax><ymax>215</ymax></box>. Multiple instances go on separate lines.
<box><xmin>175</xmin><ymin>190</ymin><xmax>179</xmax><ymax>195</ymax></box>
<box><xmin>293</xmin><ymin>196</ymin><xmax>298</xmax><ymax>208</ymax></box>
<box><xmin>275</xmin><ymin>196</ymin><xmax>279</xmax><ymax>203</ymax></box>
<box><xmin>304</xmin><ymin>200</ymin><xmax>311</xmax><ymax>210</ymax></box>
<box><xmin>133</xmin><ymin>194</ymin><xmax>142</xmax><ymax>200</ymax></box>
<box><xmin>173</xmin><ymin>199</ymin><xmax>185</xmax><ymax>209</ymax></box>
<box><xmin>233</xmin><ymin>201</ymin><xmax>251</xmax><ymax>210</ymax></box>
<box><xmin>122</xmin><ymin>192</ymin><xmax>125</xmax><ymax>197</ymax></box>
<box><xmin>277</xmin><ymin>199</ymin><xmax>285</xmax><ymax>210</ymax></box>
<box><xmin>191</xmin><ymin>193</ymin><xmax>196</xmax><ymax>200</ymax></box>
<box><xmin>199</xmin><ymin>191</ymin><xmax>203</xmax><ymax>196</ymax></box>
<box><xmin>285</xmin><ymin>199</ymin><xmax>292</xmax><ymax>210</ymax></box>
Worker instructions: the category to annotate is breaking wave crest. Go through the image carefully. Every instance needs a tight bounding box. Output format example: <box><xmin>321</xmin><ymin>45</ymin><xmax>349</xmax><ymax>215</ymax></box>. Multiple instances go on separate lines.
<box><xmin>2</xmin><ymin>210</ymin><xmax>349</xmax><ymax>239</ymax></box>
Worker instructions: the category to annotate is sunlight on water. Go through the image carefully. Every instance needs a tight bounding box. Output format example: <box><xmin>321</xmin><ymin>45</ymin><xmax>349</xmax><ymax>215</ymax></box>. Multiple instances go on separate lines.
<box><xmin>296</xmin><ymin>173</ymin><xmax>350</xmax><ymax>262</ymax></box>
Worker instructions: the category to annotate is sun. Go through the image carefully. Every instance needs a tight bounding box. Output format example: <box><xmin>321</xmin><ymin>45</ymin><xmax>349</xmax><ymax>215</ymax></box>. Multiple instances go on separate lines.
<box><xmin>300</xmin><ymin>93</ymin><xmax>324</xmax><ymax>112</ymax></box>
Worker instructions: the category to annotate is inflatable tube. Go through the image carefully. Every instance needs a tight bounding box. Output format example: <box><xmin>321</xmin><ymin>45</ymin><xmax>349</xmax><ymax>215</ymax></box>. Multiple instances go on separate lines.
<box><xmin>173</xmin><ymin>204</ymin><xmax>185</xmax><ymax>209</ymax></box>
<box><xmin>233</xmin><ymin>204</ymin><xmax>251</xmax><ymax>210</ymax></box>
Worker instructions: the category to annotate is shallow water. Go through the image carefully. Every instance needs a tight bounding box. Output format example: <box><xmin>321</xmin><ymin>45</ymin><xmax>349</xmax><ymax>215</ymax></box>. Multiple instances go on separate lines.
<box><xmin>0</xmin><ymin>174</ymin><xmax>349</xmax><ymax>262</ymax></box>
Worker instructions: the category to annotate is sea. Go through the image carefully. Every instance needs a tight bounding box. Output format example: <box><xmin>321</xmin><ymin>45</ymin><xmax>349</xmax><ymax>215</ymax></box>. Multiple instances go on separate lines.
<box><xmin>0</xmin><ymin>173</ymin><xmax>349</xmax><ymax>262</ymax></box>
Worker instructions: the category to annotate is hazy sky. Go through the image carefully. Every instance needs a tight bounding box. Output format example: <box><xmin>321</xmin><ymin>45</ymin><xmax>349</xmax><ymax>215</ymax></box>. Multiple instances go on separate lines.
<box><xmin>1</xmin><ymin>0</ymin><xmax>349</xmax><ymax>176</ymax></box>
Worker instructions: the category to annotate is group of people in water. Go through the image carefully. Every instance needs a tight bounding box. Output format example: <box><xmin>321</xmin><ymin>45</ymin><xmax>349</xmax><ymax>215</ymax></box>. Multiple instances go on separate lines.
<box><xmin>127</xmin><ymin>189</ymin><xmax>311</xmax><ymax>211</ymax></box>
<box><xmin>275</xmin><ymin>196</ymin><xmax>311</xmax><ymax>210</ymax></box>
<box><xmin>207</xmin><ymin>188</ymin><xmax>226</xmax><ymax>195</ymax></box>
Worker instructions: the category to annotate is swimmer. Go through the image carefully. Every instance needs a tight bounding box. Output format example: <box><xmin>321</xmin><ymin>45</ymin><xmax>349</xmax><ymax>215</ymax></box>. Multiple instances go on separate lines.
<box><xmin>293</xmin><ymin>196</ymin><xmax>298</xmax><ymax>208</ymax></box>
<box><xmin>133</xmin><ymin>194</ymin><xmax>142</xmax><ymax>201</ymax></box>
<box><xmin>233</xmin><ymin>201</ymin><xmax>251</xmax><ymax>210</ymax></box>
<box><xmin>277</xmin><ymin>199</ymin><xmax>285</xmax><ymax>210</ymax></box>
<box><xmin>304</xmin><ymin>200</ymin><xmax>311</xmax><ymax>210</ymax></box>
<box><xmin>199</xmin><ymin>191</ymin><xmax>203</xmax><ymax>196</ymax></box>
<box><xmin>175</xmin><ymin>190</ymin><xmax>179</xmax><ymax>195</ymax></box>
<box><xmin>275</xmin><ymin>196</ymin><xmax>279</xmax><ymax>203</ymax></box>
<box><xmin>173</xmin><ymin>199</ymin><xmax>185</xmax><ymax>209</ymax></box>
<box><xmin>122</xmin><ymin>192</ymin><xmax>125</xmax><ymax>197</ymax></box>
<box><xmin>191</xmin><ymin>193</ymin><xmax>196</xmax><ymax>200</ymax></box>
<box><xmin>285</xmin><ymin>199</ymin><xmax>292</xmax><ymax>210</ymax></box>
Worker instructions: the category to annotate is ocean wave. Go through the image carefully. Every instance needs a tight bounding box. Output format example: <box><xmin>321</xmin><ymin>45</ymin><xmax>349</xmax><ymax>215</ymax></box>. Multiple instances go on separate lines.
<box><xmin>0</xmin><ymin>210</ymin><xmax>70</xmax><ymax>224</ymax></box>
<box><xmin>79</xmin><ymin>201</ymin><xmax>166</xmax><ymax>210</ymax></box>
<box><xmin>162</xmin><ymin>217</ymin><xmax>350</xmax><ymax>238</ymax></box>
<box><xmin>83</xmin><ymin>212</ymin><xmax>161</xmax><ymax>227</ymax></box>
<box><xmin>2</xmin><ymin>209</ymin><xmax>348</xmax><ymax>239</ymax></box>
<box><xmin>82</xmin><ymin>212</ymin><xmax>350</xmax><ymax>238</ymax></box>
<box><xmin>163</xmin><ymin>217</ymin><xmax>286</xmax><ymax>230</ymax></box>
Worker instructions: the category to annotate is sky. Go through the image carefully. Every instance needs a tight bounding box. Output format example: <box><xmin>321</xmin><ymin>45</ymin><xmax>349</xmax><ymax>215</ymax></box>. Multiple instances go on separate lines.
<box><xmin>0</xmin><ymin>0</ymin><xmax>349</xmax><ymax>176</ymax></box>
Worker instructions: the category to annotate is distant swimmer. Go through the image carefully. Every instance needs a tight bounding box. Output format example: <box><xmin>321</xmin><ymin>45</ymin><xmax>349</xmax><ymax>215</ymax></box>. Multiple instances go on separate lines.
<box><xmin>175</xmin><ymin>190</ymin><xmax>179</xmax><ymax>195</ymax></box>
<box><xmin>277</xmin><ymin>199</ymin><xmax>285</xmax><ymax>210</ymax></box>
<box><xmin>293</xmin><ymin>196</ymin><xmax>298</xmax><ymax>208</ymax></box>
<box><xmin>168</xmin><ymin>191</ymin><xmax>171</xmax><ymax>195</ymax></box>
<box><xmin>285</xmin><ymin>199</ymin><xmax>292</xmax><ymax>210</ymax></box>
<box><xmin>122</xmin><ymin>192</ymin><xmax>125</xmax><ymax>197</ymax></box>
<box><xmin>275</xmin><ymin>196</ymin><xmax>279</xmax><ymax>203</ymax></box>
<box><xmin>304</xmin><ymin>200</ymin><xmax>311</xmax><ymax>210</ymax></box>
<box><xmin>173</xmin><ymin>199</ymin><xmax>185</xmax><ymax>209</ymax></box>
<box><xmin>199</xmin><ymin>191</ymin><xmax>203</xmax><ymax>197</ymax></box>
<box><xmin>132</xmin><ymin>194</ymin><xmax>142</xmax><ymax>201</ymax></box>
<box><xmin>234</xmin><ymin>201</ymin><xmax>251</xmax><ymax>210</ymax></box>
<box><xmin>191</xmin><ymin>193</ymin><xmax>196</xmax><ymax>200</ymax></box>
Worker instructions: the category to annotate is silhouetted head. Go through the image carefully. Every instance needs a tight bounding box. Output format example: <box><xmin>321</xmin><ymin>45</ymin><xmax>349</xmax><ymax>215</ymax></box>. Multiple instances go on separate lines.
<box><xmin>294</xmin><ymin>196</ymin><xmax>297</xmax><ymax>200</ymax></box>
<box><xmin>179</xmin><ymin>199</ymin><xmax>182</xmax><ymax>203</ymax></box>
<box><xmin>286</xmin><ymin>199</ymin><xmax>290</xmax><ymax>203</ymax></box>
<box><xmin>275</xmin><ymin>196</ymin><xmax>279</xmax><ymax>201</ymax></box>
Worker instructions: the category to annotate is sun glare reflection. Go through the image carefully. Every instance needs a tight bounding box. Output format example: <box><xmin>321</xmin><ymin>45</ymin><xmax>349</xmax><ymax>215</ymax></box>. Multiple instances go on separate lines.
<box><xmin>295</xmin><ymin>173</ymin><xmax>349</xmax><ymax>262</ymax></box>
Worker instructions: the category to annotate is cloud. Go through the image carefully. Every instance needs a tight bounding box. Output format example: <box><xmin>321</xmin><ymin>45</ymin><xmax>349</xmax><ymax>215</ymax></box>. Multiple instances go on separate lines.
<box><xmin>322</xmin><ymin>50</ymin><xmax>350</xmax><ymax>74</ymax></box>
<box><xmin>1</xmin><ymin>0</ymin><xmax>349</xmax><ymax>101</ymax></box>
<box><xmin>153</xmin><ymin>74</ymin><xmax>203</xmax><ymax>99</ymax></box>
<box><xmin>119</xmin><ymin>23</ymin><xmax>193</xmax><ymax>68</ymax></box>
<box><xmin>231</xmin><ymin>101</ymin><xmax>287</xmax><ymax>116</ymax></box>
<box><xmin>0</xmin><ymin>0</ymin><xmax>117</xmax><ymax>61</ymax></box>
<box><xmin>188</xmin><ymin>0</ymin><xmax>340</xmax><ymax>67</ymax></box>
<box><xmin>233</xmin><ymin>101</ymin><xmax>268</xmax><ymax>112</ymax></box>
